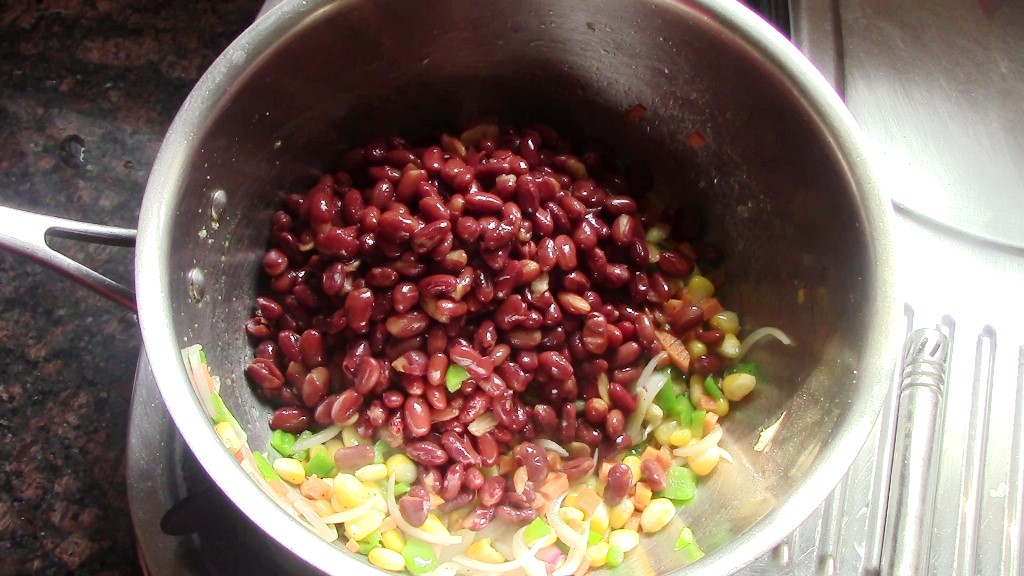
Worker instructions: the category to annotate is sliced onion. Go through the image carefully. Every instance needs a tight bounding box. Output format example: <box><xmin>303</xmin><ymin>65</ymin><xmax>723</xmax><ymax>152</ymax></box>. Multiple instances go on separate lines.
<box><xmin>467</xmin><ymin>413</ymin><xmax>498</xmax><ymax>436</ymax></box>
<box><xmin>632</xmin><ymin>351</ymin><xmax>668</xmax><ymax>394</ymax></box>
<box><xmin>292</xmin><ymin>424</ymin><xmax>343</xmax><ymax>452</ymax></box>
<box><xmin>512</xmin><ymin>525</ymin><xmax>547</xmax><ymax>576</ymax></box>
<box><xmin>738</xmin><ymin>327</ymin><xmax>793</xmax><ymax>360</ymax></box>
<box><xmin>386</xmin><ymin>475</ymin><xmax>463</xmax><ymax>546</ymax></box>
<box><xmin>452</xmin><ymin>540</ymin><xmax>545</xmax><ymax>573</ymax></box>
<box><xmin>552</xmin><ymin>544</ymin><xmax>587</xmax><ymax>576</ymax></box>
<box><xmin>718</xmin><ymin>446</ymin><xmax>735</xmax><ymax>464</ymax></box>
<box><xmin>673</xmin><ymin>424</ymin><xmax>724</xmax><ymax>458</ymax></box>
<box><xmin>625</xmin><ymin>370</ymin><xmax>670</xmax><ymax>441</ymax></box>
<box><xmin>290</xmin><ymin>495</ymin><xmax>340</xmax><ymax>542</ymax></box>
<box><xmin>546</xmin><ymin>493</ymin><xmax>587</xmax><ymax>549</ymax></box>
<box><xmin>181</xmin><ymin>345</ymin><xmax>216</xmax><ymax>418</ymax></box>
<box><xmin>597</xmin><ymin>372</ymin><xmax>611</xmax><ymax>406</ymax></box>
<box><xmin>536</xmin><ymin>439</ymin><xmax>569</xmax><ymax>457</ymax></box>
<box><xmin>320</xmin><ymin>497</ymin><xmax>375</xmax><ymax>524</ymax></box>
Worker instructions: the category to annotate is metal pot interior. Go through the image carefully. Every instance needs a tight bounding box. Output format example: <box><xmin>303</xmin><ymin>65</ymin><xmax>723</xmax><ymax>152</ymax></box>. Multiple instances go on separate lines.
<box><xmin>138</xmin><ymin>0</ymin><xmax>894</xmax><ymax>574</ymax></box>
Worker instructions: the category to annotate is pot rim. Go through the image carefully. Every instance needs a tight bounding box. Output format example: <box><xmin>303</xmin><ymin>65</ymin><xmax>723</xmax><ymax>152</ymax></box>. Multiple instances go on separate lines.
<box><xmin>135</xmin><ymin>0</ymin><xmax>898</xmax><ymax>574</ymax></box>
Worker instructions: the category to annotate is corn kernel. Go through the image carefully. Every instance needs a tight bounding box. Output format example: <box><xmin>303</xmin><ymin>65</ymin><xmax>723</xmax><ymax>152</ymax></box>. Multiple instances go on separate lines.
<box><xmin>587</xmin><ymin>542</ymin><xmax>610</xmax><ymax>567</ymax></box>
<box><xmin>609</xmin><ymin>499</ymin><xmax>635</xmax><ymax>529</ymax></box>
<box><xmin>669</xmin><ymin>428</ymin><xmax>693</xmax><ymax>447</ymax></box>
<box><xmin>653</xmin><ymin>420</ymin><xmax>679</xmax><ymax>446</ymax></box>
<box><xmin>344</xmin><ymin>509</ymin><xmax>385</xmax><ymax>541</ymax></box>
<box><xmin>685</xmin><ymin>339</ymin><xmax>708</xmax><ymax>359</ymax></box>
<box><xmin>341</xmin><ymin>425</ymin><xmax>367</xmax><ymax>447</ymax></box>
<box><xmin>363</xmin><ymin>482</ymin><xmax>388</xmax><ymax>513</ymax></box>
<box><xmin>718</xmin><ymin>333</ymin><xmax>742</xmax><ymax>359</ymax></box>
<box><xmin>419</xmin><ymin>514</ymin><xmax>451</xmax><ymax>538</ymax></box>
<box><xmin>722</xmin><ymin>372</ymin><xmax>756</xmax><ymax>401</ymax></box>
<box><xmin>559</xmin><ymin>506</ymin><xmax>585</xmax><ymax>525</ymax></box>
<box><xmin>644</xmin><ymin>403</ymin><xmax>664</xmax><ymax>425</ymax></box>
<box><xmin>686</xmin><ymin>275</ymin><xmax>715</xmax><ymax>302</ymax></box>
<box><xmin>621</xmin><ymin>456</ymin><xmax>642</xmax><ymax>485</ymax></box>
<box><xmin>713</xmin><ymin>397</ymin><xmax>730</xmax><ymax>417</ymax></box>
<box><xmin>313</xmin><ymin>499</ymin><xmax>334</xmax><ymax>517</ymax></box>
<box><xmin>381</xmin><ymin>529</ymin><xmax>405</xmax><ymax>552</ymax></box>
<box><xmin>590</xmin><ymin>502</ymin><xmax>609</xmax><ymax>535</ymax></box>
<box><xmin>214</xmin><ymin>422</ymin><xmax>242</xmax><ymax>454</ymax></box>
<box><xmin>688</xmin><ymin>448</ymin><xmax>721</xmax><ymax>476</ymax></box>
<box><xmin>355</xmin><ymin>463</ymin><xmax>389</xmax><ymax>482</ymax></box>
<box><xmin>609</xmin><ymin>529</ymin><xmax>641</xmax><ymax>552</ymax></box>
<box><xmin>272</xmin><ymin>457</ymin><xmax>307</xmax><ymax>485</ymax></box>
<box><xmin>466</xmin><ymin>538</ymin><xmax>505</xmax><ymax>563</ymax></box>
<box><xmin>689</xmin><ymin>375</ymin><xmax>705</xmax><ymax>407</ymax></box>
<box><xmin>332</xmin><ymin>473</ymin><xmax>368</xmax><ymax>509</ymax></box>
<box><xmin>639</xmin><ymin>498</ymin><xmax>676</xmax><ymax>533</ymax></box>
<box><xmin>385</xmin><ymin>454</ymin><xmax>418</xmax><ymax>484</ymax></box>
<box><xmin>368</xmin><ymin>547</ymin><xmax>405</xmax><ymax>571</ymax></box>
<box><xmin>710</xmin><ymin>311</ymin><xmax>740</xmax><ymax>334</ymax></box>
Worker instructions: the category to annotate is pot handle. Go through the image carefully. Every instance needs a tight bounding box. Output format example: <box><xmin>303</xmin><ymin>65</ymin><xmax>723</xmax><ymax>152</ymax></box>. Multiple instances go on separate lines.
<box><xmin>0</xmin><ymin>205</ymin><xmax>137</xmax><ymax>311</ymax></box>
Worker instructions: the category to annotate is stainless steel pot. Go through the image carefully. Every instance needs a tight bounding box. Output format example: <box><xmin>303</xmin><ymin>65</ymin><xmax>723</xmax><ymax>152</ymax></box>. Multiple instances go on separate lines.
<box><xmin>0</xmin><ymin>0</ymin><xmax>898</xmax><ymax>574</ymax></box>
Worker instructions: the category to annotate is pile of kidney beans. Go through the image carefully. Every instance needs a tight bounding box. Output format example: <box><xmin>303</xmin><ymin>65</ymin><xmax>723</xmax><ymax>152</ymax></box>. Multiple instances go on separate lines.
<box><xmin>244</xmin><ymin>122</ymin><xmax>720</xmax><ymax>526</ymax></box>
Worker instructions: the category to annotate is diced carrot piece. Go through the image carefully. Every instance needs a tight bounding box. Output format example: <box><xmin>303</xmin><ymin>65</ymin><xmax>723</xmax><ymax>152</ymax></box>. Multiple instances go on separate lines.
<box><xmin>698</xmin><ymin>394</ymin><xmax>718</xmax><ymax>412</ymax></box>
<box><xmin>685</xmin><ymin>130</ymin><xmax>707</xmax><ymax>150</ymax></box>
<box><xmin>704</xmin><ymin>412</ymin><xmax>720</xmax><ymax>436</ymax></box>
<box><xmin>345</xmin><ymin>538</ymin><xmax>360</xmax><ymax>553</ymax></box>
<box><xmin>532</xmin><ymin>493</ymin><xmax>550</xmax><ymax>512</ymax></box>
<box><xmin>641</xmin><ymin>446</ymin><xmax>661</xmax><ymax>462</ymax></box>
<box><xmin>624</xmin><ymin>511</ymin><xmax>642</xmax><ymax>532</ymax></box>
<box><xmin>539</xmin><ymin>472</ymin><xmax>570</xmax><ymax>501</ymax></box>
<box><xmin>633</xmin><ymin>482</ymin><xmax>652</xmax><ymax>510</ymax></box>
<box><xmin>575</xmin><ymin>486</ymin><xmax>603</xmax><ymax>517</ymax></box>
<box><xmin>700</xmin><ymin>297</ymin><xmax>723</xmax><ymax>320</ymax></box>
<box><xmin>656</xmin><ymin>329</ymin><xmax>691</xmax><ymax>373</ymax></box>
<box><xmin>656</xmin><ymin>447</ymin><xmax>673</xmax><ymax>470</ymax></box>
<box><xmin>599</xmin><ymin>461</ymin><xmax>614</xmax><ymax>481</ymax></box>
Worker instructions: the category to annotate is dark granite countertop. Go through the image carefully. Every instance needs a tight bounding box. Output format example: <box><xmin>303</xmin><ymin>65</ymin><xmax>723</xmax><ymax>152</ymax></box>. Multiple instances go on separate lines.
<box><xmin>0</xmin><ymin>1</ymin><xmax>262</xmax><ymax>573</ymax></box>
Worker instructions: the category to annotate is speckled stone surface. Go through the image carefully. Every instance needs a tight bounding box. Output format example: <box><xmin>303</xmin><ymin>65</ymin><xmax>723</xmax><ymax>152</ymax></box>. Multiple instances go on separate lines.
<box><xmin>0</xmin><ymin>1</ymin><xmax>261</xmax><ymax>574</ymax></box>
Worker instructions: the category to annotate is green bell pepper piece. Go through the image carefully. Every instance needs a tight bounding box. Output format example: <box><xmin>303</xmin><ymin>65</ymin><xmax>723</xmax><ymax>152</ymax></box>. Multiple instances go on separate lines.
<box><xmin>656</xmin><ymin>465</ymin><xmax>698</xmax><ymax>502</ymax></box>
<box><xmin>690</xmin><ymin>410</ymin><xmax>706</xmax><ymax>438</ymax></box>
<box><xmin>445</xmin><ymin>364</ymin><xmax>470</xmax><ymax>393</ymax></box>
<box><xmin>703</xmin><ymin>375</ymin><xmax>724</xmax><ymax>401</ymax></box>
<box><xmin>270</xmin><ymin>429</ymin><xmax>297</xmax><ymax>457</ymax></box>
<box><xmin>402</xmin><ymin>539</ymin><xmax>438</xmax><ymax>575</ymax></box>
<box><xmin>304</xmin><ymin>445</ymin><xmax>336</xmax><ymax>478</ymax></box>
<box><xmin>252</xmin><ymin>452</ymin><xmax>280</xmax><ymax>482</ymax></box>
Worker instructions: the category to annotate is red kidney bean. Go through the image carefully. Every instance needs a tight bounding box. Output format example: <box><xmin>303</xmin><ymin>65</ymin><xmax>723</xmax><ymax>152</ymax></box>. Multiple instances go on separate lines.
<box><xmin>611</xmin><ymin>341</ymin><xmax>642</xmax><ymax>368</ymax></box>
<box><xmin>496</xmin><ymin>505</ymin><xmax>536</xmax><ymax>526</ymax></box>
<box><xmin>393</xmin><ymin>350</ymin><xmax>428</xmax><ymax>376</ymax></box>
<box><xmin>515</xmin><ymin>442</ymin><xmax>549</xmax><ymax>482</ymax></box>
<box><xmin>353</xmin><ymin>356</ymin><xmax>379</xmax><ymax>395</ymax></box>
<box><xmin>478</xmin><ymin>476</ymin><xmax>506</xmax><ymax>507</ymax></box>
<box><xmin>262</xmin><ymin>248</ymin><xmax>288</xmax><ymax>276</ymax></box>
<box><xmin>245</xmin><ymin>317</ymin><xmax>272</xmax><ymax>339</ymax></box>
<box><xmin>441</xmin><ymin>431</ymin><xmax>481</xmax><ymax>465</ymax></box>
<box><xmin>298</xmin><ymin>329</ymin><xmax>326</xmax><ymax>368</ymax></box>
<box><xmin>405</xmin><ymin>440</ymin><xmax>449</xmax><ymax>467</ymax></box>
<box><xmin>449</xmin><ymin>343</ymin><xmax>493</xmax><ymax>378</ymax></box>
<box><xmin>605</xmin><ymin>194</ymin><xmax>637</xmax><ymax>215</ymax></box>
<box><xmin>698</xmin><ymin>328</ymin><xmax>726</xmax><ymax>346</ymax></box>
<box><xmin>464</xmin><ymin>467</ymin><xmax>485</xmax><ymax>491</ymax></box>
<box><xmin>657</xmin><ymin>250</ymin><xmax>695</xmax><ymax>278</ymax></box>
<box><xmin>559</xmin><ymin>402</ymin><xmax>577</xmax><ymax>442</ymax></box>
<box><xmin>424</xmin><ymin>384</ymin><xmax>447</xmax><ymax>410</ymax></box>
<box><xmin>461</xmin><ymin>506</ymin><xmax>495</xmax><ymax>531</ymax></box>
<box><xmin>608</xmin><ymin>381</ymin><xmax>637</xmax><ymax>413</ymax></box>
<box><xmin>670</xmin><ymin>304</ymin><xmax>705</xmax><ymax>333</ymax></box>
<box><xmin>285</xmin><ymin>361</ymin><xmax>308</xmax><ymax>389</ymax></box>
<box><xmin>270</xmin><ymin>406</ymin><xmax>311</xmax><ymax>433</ymax></box>
<box><xmin>301</xmin><ymin>367</ymin><xmax>329</xmax><ymax>407</ymax></box>
<box><xmin>458</xmin><ymin>391</ymin><xmax>490</xmax><ymax>424</ymax></box>
<box><xmin>538</xmin><ymin>350</ymin><xmax>573</xmax><ymax>380</ymax></box>
<box><xmin>331</xmin><ymin>389</ymin><xmax>364</xmax><ymax>424</ymax></box>
<box><xmin>606</xmin><ymin>409</ymin><xmax>626</xmax><ymax>438</ymax></box>
<box><xmin>441</xmin><ymin>462</ymin><xmax>465</xmax><ymax>501</ymax></box>
<box><xmin>561</xmin><ymin>456</ymin><xmax>596</xmax><ymax>482</ymax></box>
<box><xmin>611</xmin><ymin>214</ymin><xmax>638</xmax><ymax>246</ymax></box>
<box><xmin>641</xmin><ymin>458</ymin><xmax>668</xmax><ymax>491</ymax></box>
<box><xmin>333</xmin><ymin>444</ymin><xmax>375</xmax><ymax>472</ymax></box>
<box><xmin>344</xmin><ymin>288</ymin><xmax>374</xmax><ymax>333</ymax></box>
<box><xmin>426</xmin><ymin>353</ymin><xmax>448</xmax><ymax>388</ymax></box>
<box><xmin>247</xmin><ymin>358</ymin><xmax>284</xmax><ymax>389</ymax></box>
<box><xmin>391</xmin><ymin>282</ymin><xmax>419</xmax><ymax>313</ymax></box>
<box><xmin>584</xmin><ymin>398</ymin><xmax>609</xmax><ymax>425</ymax></box>
<box><xmin>604</xmin><ymin>463</ymin><xmax>632</xmax><ymax>505</ymax></box>
<box><xmin>692</xmin><ymin>353</ymin><xmax>724</xmax><ymax>376</ymax></box>
<box><xmin>553</xmin><ymin>234</ymin><xmax>577</xmax><ymax>270</ymax></box>
<box><xmin>320</xmin><ymin>262</ymin><xmax>346</xmax><ymax>297</ymax></box>
<box><xmin>314</xmin><ymin>394</ymin><xmax>339</xmax><ymax>425</ymax></box>
<box><xmin>475</xmin><ymin>432</ymin><xmax>499</xmax><ymax>467</ymax></box>
<box><xmin>383</xmin><ymin>390</ymin><xmax>404</xmax><ymax>410</ymax></box>
<box><xmin>581</xmin><ymin>314</ymin><xmax>609</xmax><ymax>355</ymax></box>
<box><xmin>385</xmin><ymin>310</ymin><xmax>430</xmax><ymax>339</ymax></box>
<box><xmin>254</xmin><ymin>340</ymin><xmax>280</xmax><ymax>365</ymax></box>
<box><xmin>398</xmin><ymin>493</ymin><xmax>430</xmax><ymax>527</ymax></box>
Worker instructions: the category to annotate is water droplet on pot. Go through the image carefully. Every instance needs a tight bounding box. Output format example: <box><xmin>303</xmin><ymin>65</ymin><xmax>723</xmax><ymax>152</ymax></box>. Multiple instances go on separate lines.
<box><xmin>58</xmin><ymin>135</ymin><xmax>86</xmax><ymax>169</ymax></box>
